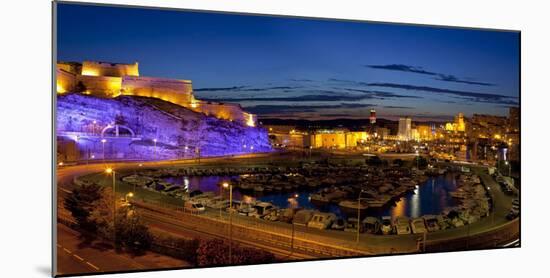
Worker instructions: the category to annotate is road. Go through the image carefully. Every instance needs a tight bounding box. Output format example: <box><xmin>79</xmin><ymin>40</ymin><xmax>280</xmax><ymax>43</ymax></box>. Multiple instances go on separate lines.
<box><xmin>56</xmin><ymin>223</ymin><xmax>188</xmax><ymax>276</ymax></box>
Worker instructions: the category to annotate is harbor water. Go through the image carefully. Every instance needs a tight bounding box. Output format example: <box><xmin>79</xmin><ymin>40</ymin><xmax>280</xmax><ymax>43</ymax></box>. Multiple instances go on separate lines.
<box><xmin>164</xmin><ymin>173</ymin><xmax>459</xmax><ymax>219</ymax></box>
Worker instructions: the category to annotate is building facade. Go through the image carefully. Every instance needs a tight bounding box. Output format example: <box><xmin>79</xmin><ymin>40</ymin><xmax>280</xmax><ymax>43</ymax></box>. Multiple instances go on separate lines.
<box><xmin>397</xmin><ymin>117</ymin><xmax>412</xmax><ymax>140</ymax></box>
<box><xmin>56</xmin><ymin>60</ymin><xmax>256</xmax><ymax>127</ymax></box>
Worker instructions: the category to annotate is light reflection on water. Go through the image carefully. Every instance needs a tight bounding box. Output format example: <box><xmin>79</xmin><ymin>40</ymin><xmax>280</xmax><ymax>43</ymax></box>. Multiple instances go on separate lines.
<box><xmin>164</xmin><ymin>173</ymin><xmax>458</xmax><ymax>219</ymax></box>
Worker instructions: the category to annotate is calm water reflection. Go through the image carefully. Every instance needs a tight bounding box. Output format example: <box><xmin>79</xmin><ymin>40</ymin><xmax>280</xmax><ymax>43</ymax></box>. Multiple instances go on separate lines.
<box><xmin>164</xmin><ymin>173</ymin><xmax>458</xmax><ymax>219</ymax></box>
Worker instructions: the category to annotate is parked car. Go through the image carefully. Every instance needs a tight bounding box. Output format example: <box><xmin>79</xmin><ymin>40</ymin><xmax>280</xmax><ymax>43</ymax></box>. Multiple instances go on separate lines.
<box><xmin>395</xmin><ymin>216</ymin><xmax>411</xmax><ymax>235</ymax></box>
<box><xmin>344</xmin><ymin>217</ymin><xmax>363</xmax><ymax>233</ymax></box>
<box><xmin>380</xmin><ymin>216</ymin><xmax>394</xmax><ymax>235</ymax></box>
<box><xmin>184</xmin><ymin>201</ymin><xmax>206</xmax><ymax>213</ymax></box>
<box><xmin>331</xmin><ymin>218</ymin><xmax>346</xmax><ymax>230</ymax></box>
<box><xmin>411</xmin><ymin>218</ymin><xmax>428</xmax><ymax>234</ymax></box>
<box><xmin>250</xmin><ymin>202</ymin><xmax>276</xmax><ymax>218</ymax></box>
<box><xmin>307</xmin><ymin>212</ymin><xmax>337</xmax><ymax>229</ymax></box>
<box><xmin>362</xmin><ymin>217</ymin><xmax>381</xmax><ymax>234</ymax></box>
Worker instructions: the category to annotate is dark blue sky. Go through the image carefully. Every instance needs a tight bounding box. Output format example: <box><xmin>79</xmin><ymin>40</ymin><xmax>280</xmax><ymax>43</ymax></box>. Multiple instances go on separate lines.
<box><xmin>57</xmin><ymin>3</ymin><xmax>519</xmax><ymax>121</ymax></box>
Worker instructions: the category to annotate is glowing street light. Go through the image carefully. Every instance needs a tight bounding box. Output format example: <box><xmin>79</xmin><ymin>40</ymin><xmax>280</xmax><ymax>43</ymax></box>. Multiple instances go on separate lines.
<box><xmin>105</xmin><ymin>167</ymin><xmax>117</xmax><ymax>247</ymax></box>
<box><xmin>287</xmin><ymin>193</ymin><xmax>299</xmax><ymax>255</ymax></box>
<box><xmin>92</xmin><ymin>120</ymin><xmax>97</xmax><ymax>135</ymax></box>
<box><xmin>222</xmin><ymin>182</ymin><xmax>233</xmax><ymax>263</ymax></box>
<box><xmin>125</xmin><ymin>192</ymin><xmax>134</xmax><ymax>202</ymax></box>
<box><xmin>357</xmin><ymin>189</ymin><xmax>367</xmax><ymax>244</ymax></box>
<box><xmin>101</xmin><ymin>139</ymin><xmax>107</xmax><ymax>162</ymax></box>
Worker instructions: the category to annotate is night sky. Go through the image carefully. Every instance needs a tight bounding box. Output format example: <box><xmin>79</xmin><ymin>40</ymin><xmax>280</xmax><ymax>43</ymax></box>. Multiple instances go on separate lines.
<box><xmin>57</xmin><ymin>3</ymin><xmax>519</xmax><ymax>121</ymax></box>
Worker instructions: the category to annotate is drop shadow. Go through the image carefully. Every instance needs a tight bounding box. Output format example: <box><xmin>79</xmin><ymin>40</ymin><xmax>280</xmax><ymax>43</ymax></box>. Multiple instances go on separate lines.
<box><xmin>35</xmin><ymin>265</ymin><xmax>51</xmax><ymax>277</ymax></box>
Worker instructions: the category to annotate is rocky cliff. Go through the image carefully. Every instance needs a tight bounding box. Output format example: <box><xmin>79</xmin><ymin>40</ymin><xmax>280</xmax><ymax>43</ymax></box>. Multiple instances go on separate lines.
<box><xmin>56</xmin><ymin>93</ymin><xmax>271</xmax><ymax>161</ymax></box>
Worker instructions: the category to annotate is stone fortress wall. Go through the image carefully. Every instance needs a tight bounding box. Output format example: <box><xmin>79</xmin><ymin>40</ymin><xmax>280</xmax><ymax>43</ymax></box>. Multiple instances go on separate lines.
<box><xmin>56</xmin><ymin>61</ymin><xmax>256</xmax><ymax>126</ymax></box>
<box><xmin>81</xmin><ymin>60</ymin><xmax>139</xmax><ymax>77</ymax></box>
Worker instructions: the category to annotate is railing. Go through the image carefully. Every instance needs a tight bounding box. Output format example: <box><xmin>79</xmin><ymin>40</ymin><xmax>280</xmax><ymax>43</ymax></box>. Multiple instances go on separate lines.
<box><xmin>420</xmin><ymin>218</ymin><xmax>519</xmax><ymax>252</ymax></box>
<box><xmin>133</xmin><ymin>199</ymin><xmax>370</xmax><ymax>258</ymax></box>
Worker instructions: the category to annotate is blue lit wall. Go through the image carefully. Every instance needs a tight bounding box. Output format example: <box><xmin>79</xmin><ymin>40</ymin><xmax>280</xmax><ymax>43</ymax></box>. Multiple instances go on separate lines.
<box><xmin>56</xmin><ymin>93</ymin><xmax>272</xmax><ymax>162</ymax></box>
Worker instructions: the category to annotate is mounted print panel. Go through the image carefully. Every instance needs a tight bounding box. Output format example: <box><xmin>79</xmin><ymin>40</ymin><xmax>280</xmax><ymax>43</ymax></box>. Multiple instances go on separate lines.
<box><xmin>53</xmin><ymin>1</ymin><xmax>520</xmax><ymax>276</ymax></box>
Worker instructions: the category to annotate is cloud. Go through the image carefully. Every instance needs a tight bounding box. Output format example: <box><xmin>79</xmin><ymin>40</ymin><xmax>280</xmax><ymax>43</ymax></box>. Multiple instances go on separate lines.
<box><xmin>435</xmin><ymin>74</ymin><xmax>495</xmax><ymax>86</ymax></box>
<box><xmin>343</xmin><ymin>88</ymin><xmax>423</xmax><ymax>99</ymax></box>
<box><xmin>202</xmin><ymin>94</ymin><xmax>374</xmax><ymax>102</ymax></box>
<box><xmin>194</xmin><ymin>86</ymin><xmax>248</xmax><ymax>92</ymax></box>
<box><xmin>366</xmin><ymin>64</ymin><xmax>436</xmax><ymax>75</ymax></box>
<box><xmin>366</xmin><ymin>82</ymin><xmax>516</xmax><ymax>105</ymax></box>
<box><xmin>241</xmin><ymin>86</ymin><xmax>301</xmax><ymax>92</ymax></box>
<box><xmin>245</xmin><ymin>103</ymin><xmax>375</xmax><ymax>114</ymax></box>
<box><xmin>366</xmin><ymin>64</ymin><xmax>495</xmax><ymax>86</ymax></box>
<box><xmin>383</xmin><ymin>105</ymin><xmax>414</xmax><ymax>109</ymax></box>
<box><xmin>289</xmin><ymin>78</ymin><xmax>314</xmax><ymax>82</ymax></box>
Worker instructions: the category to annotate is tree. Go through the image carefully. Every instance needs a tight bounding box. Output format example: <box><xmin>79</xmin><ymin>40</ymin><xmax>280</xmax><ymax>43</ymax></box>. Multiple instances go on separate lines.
<box><xmin>114</xmin><ymin>207</ymin><xmax>153</xmax><ymax>255</ymax></box>
<box><xmin>366</xmin><ymin>156</ymin><xmax>382</xmax><ymax>166</ymax></box>
<box><xmin>64</xmin><ymin>182</ymin><xmax>105</xmax><ymax>236</ymax></box>
<box><xmin>393</xmin><ymin>158</ymin><xmax>404</xmax><ymax>167</ymax></box>
<box><xmin>196</xmin><ymin>239</ymin><xmax>276</xmax><ymax>266</ymax></box>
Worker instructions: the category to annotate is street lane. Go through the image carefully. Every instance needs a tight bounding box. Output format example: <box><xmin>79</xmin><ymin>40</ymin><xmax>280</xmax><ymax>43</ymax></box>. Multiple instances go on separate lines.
<box><xmin>56</xmin><ymin>223</ymin><xmax>188</xmax><ymax>276</ymax></box>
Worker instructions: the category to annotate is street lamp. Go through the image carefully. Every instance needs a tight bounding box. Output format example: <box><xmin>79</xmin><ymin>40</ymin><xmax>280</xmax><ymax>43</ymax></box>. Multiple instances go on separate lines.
<box><xmin>505</xmin><ymin>161</ymin><xmax>511</xmax><ymax>177</ymax></box>
<box><xmin>101</xmin><ymin>139</ymin><xmax>107</xmax><ymax>162</ymax></box>
<box><xmin>105</xmin><ymin>167</ymin><xmax>116</xmax><ymax>247</ymax></box>
<box><xmin>153</xmin><ymin>139</ymin><xmax>157</xmax><ymax>160</ymax></box>
<box><xmin>288</xmin><ymin>194</ymin><xmax>299</xmax><ymax>255</ymax></box>
<box><xmin>356</xmin><ymin>189</ymin><xmax>367</xmax><ymax>244</ymax></box>
<box><xmin>222</xmin><ymin>182</ymin><xmax>233</xmax><ymax>264</ymax></box>
<box><xmin>125</xmin><ymin>192</ymin><xmax>134</xmax><ymax>202</ymax></box>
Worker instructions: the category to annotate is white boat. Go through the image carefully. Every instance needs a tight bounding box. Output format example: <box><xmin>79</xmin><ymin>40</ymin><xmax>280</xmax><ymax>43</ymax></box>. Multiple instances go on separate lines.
<box><xmin>381</xmin><ymin>216</ymin><xmax>393</xmax><ymax>235</ymax></box>
<box><xmin>338</xmin><ymin>200</ymin><xmax>368</xmax><ymax>214</ymax></box>
<box><xmin>411</xmin><ymin>217</ymin><xmax>428</xmax><ymax>234</ymax></box>
<box><xmin>307</xmin><ymin>212</ymin><xmax>337</xmax><ymax>230</ymax></box>
<box><xmin>395</xmin><ymin>216</ymin><xmax>411</xmax><ymax>235</ymax></box>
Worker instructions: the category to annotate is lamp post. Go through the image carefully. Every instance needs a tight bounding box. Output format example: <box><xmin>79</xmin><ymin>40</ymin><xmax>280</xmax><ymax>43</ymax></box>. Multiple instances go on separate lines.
<box><xmin>101</xmin><ymin>139</ymin><xmax>107</xmax><ymax>162</ymax></box>
<box><xmin>356</xmin><ymin>189</ymin><xmax>367</xmax><ymax>244</ymax></box>
<box><xmin>125</xmin><ymin>192</ymin><xmax>133</xmax><ymax>201</ymax></box>
<box><xmin>222</xmin><ymin>182</ymin><xmax>233</xmax><ymax>264</ymax></box>
<box><xmin>288</xmin><ymin>193</ymin><xmax>299</xmax><ymax>255</ymax></box>
<box><xmin>219</xmin><ymin>183</ymin><xmax>224</xmax><ymax>219</ymax></box>
<box><xmin>153</xmin><ymin>139</ymin><xmax>157</xmax><ymax>160</ymax></box>
<box><xmin>105</xmin><ymin>167</ymin><xmax>116</xmax><ymax>248</ymax></box>
<box><xmin>505</xmin><ymin>161</ymin><xmax>511</xmax><ymax>177</ymax></box>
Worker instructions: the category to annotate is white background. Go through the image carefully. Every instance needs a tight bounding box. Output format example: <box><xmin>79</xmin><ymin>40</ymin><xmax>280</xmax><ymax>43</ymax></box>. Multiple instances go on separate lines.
<box><xmin>0</xmin><ymin>0</ymin><xmax>548</xmax><ymax>277</ymax></box>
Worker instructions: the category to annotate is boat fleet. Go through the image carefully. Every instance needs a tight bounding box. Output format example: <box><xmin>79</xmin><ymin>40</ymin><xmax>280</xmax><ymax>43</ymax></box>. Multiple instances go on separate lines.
<box><xmin>116</xmin><ymin>163</ymin><xmax>496</xmax><ymax>236</ymax></box>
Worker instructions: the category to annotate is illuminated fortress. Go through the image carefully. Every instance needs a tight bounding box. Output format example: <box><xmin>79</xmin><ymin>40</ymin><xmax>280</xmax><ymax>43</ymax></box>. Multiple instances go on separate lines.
<box><xmin>56</xmin><ymin>61</ymin><xmax>257</xmax><ymax>127</ymax></box>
